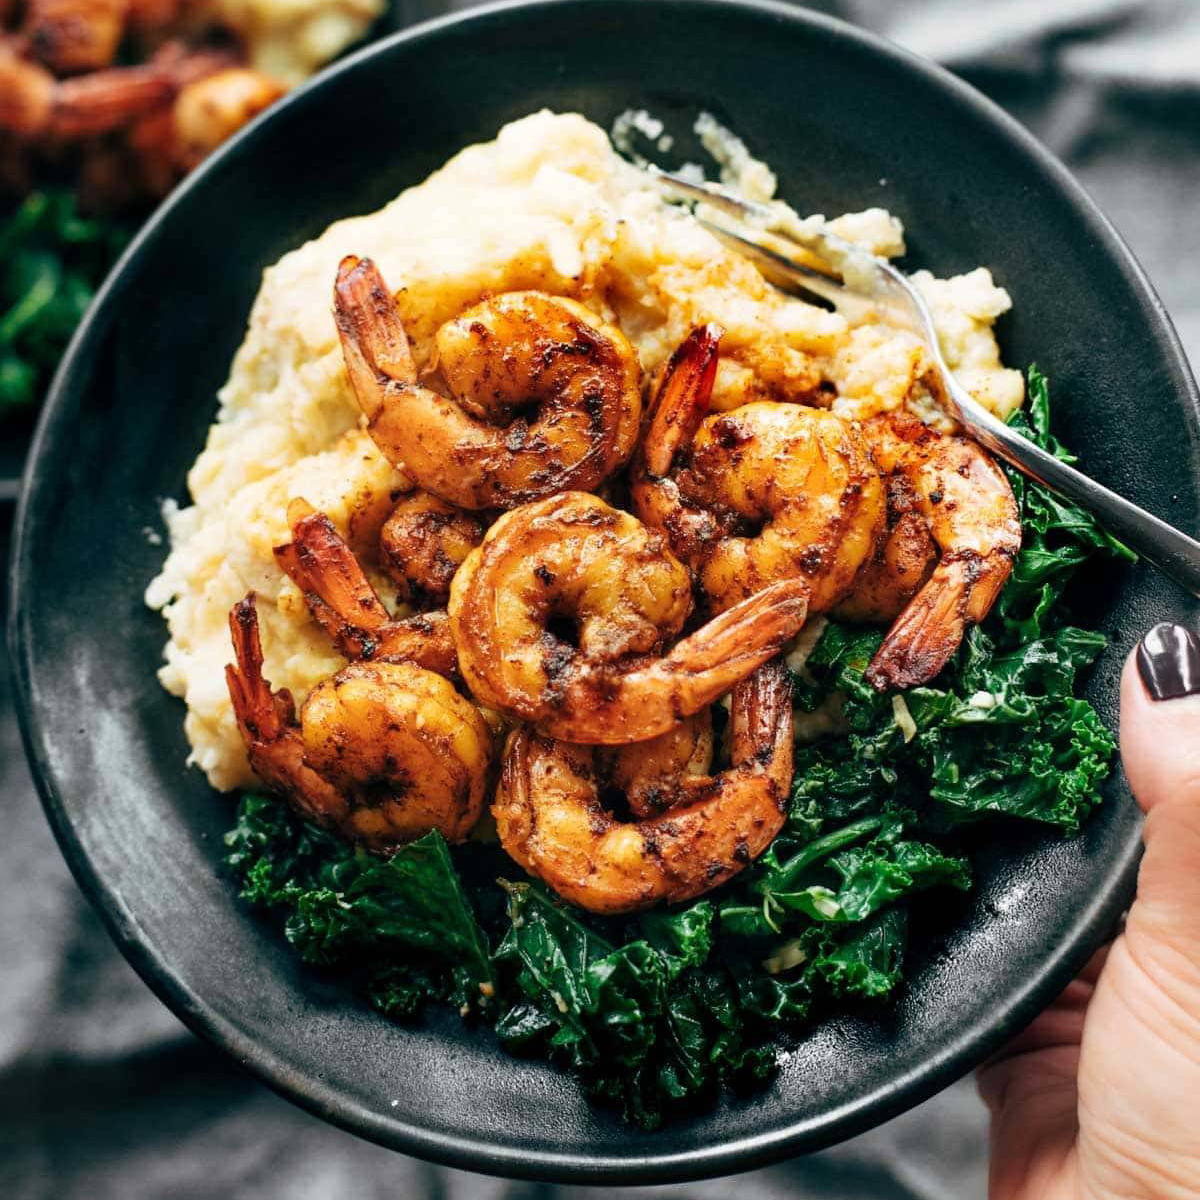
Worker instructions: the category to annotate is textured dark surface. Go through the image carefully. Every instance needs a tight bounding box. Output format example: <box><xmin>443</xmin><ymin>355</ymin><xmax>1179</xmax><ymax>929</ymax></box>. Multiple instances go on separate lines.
<box><xmin>4</xmin><ymin>1</ymin><xmax>1200</xmax><ymax>1196</ymax></box>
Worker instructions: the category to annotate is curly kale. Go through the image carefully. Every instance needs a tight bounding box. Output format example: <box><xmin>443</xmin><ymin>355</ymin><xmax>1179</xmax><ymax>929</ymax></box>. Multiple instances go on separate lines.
<box><xmin>225</xmin><ymin>794</ymin><xmax>494</xmax><ymax>1014</ymax></box>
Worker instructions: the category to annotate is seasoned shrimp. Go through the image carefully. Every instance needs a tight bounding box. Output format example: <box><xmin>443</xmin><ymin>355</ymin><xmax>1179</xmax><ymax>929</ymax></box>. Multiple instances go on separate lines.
<box><xmin>604</xmin><ymin>710</ymin><xmax>713</xmax><ymax>820</ymax></box>
<box><xmin>169</xmin><ymin>66</ymin><xmax>284</xmax><ymax>169</ymax></box>
<box><xmin>273</xmin><ymin>499</ymin><xmax>458</xmax><ymax>677</ymax></box>
<box><xmin>0</xmin><ymin>34</ymin><xmax>278</xmax><ymax>204</ymax></box>
<box><xmin>854</xmin><ymin>410</ymin><xmax>1021</xmax><ymax>690</ymax></box>
<box><xmin>23</xmin><ymin>0</ymin><xmax>129</xmax><ymax>74</ymax></box>
<box><xmin>493</xmin><ymin>662</ymin><xmax>793</xmax><ymax>914</ymax></box>
<box><xmin>226</xmin><ymin>595</ymin><xmax>492</xmax><ymax>850</ymax></box>
<box><xmin>333</xmin><ymin>256</ymin><xmax>642</xmax><ymax>510</ymax></box>
<box><xmin>0</xmin><ymin>36</ymin><xmax>253</xmax><ymax>139</ymax></box>
<box><xmin>0</xmin><ymin>42</ymin><xmax>174</xmax><ymax>137</ymax></box>
<box><xmin>448</xmin><ymin>491</ymin><xmax>809</xmax><ymax>744</ymax></box>
<box><xmin>379</xmin><ymin>490</ymin><xmax>484</xmax><ymax>608</ymax></box>
<box><xmin>126</xmin><ymin>0</ymin><xmax>191</xmax><ymax>37</ymax></box>
<box><xmin>632</xmin><ymin>326</ymin><xmax>886</xmax><ymax>615</ymax></box>
<box><xmin>833</xmin><ymin>472</ymin><xmax>936</xmax><ymax>624</ymax></box>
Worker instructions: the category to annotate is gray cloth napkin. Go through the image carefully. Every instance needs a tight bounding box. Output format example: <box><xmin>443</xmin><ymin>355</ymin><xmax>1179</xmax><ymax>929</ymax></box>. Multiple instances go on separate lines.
<box><xmin>4</xmin><ymin>3</ymin><xmax>1197</xmax><ymax>1197</ymax></box>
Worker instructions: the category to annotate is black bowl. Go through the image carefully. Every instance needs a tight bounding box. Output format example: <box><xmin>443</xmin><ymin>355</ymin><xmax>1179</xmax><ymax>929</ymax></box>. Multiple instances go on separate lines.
<box><xmin>10</xmin><ymin>0</ymin><xmax>1200</xmax><ymax>1184</ymax></box>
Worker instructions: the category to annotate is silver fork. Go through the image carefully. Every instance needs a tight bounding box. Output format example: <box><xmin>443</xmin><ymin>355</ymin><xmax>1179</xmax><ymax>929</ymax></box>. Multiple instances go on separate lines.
<box><xmin>652</xmin><ymin>170</ymin><xmax>1200</xmax><ymax>598</ymax></box>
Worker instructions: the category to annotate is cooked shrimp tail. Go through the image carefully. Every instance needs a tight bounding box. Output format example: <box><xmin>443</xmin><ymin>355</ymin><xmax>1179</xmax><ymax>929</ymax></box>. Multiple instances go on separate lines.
<box><xmin>333</xmin><ymin>254</ymin><xmax>419</xmax><ymax>425</ymax></box>
<box><xmin>273</xmin><ymin>499</ymin><xmax>457</xmax><ymax>676</ymax></box>
<box><xmin>642</xmin><ymin>322</ymin><xmax>722</xmax><ymax>477</ymax></box>
<box><xmin>0</xmin><ymin>46</ymin><xmax>175</xmax><ymax>139</ymax></box>
<box><xmin>531</xmin><ymin>576</ymin><xmax>805</xmax><ymax>745</ymax></box>
<box><xmin>226</xmin><ymin>592</ymin><xmax>287</xmax><ymax>744</ymax></box>
<box><xmin>225</xmin><ymin>593</ymin><xmax>348</xmax><ymax>829</ymax></box>
<box><xmin>226</xmin><ymin>593</ymin><xmax>492</xmax><ymax>850</ymax></box>
<box><xmin>659</xmin><ymin>576</ymin><xmax>809</xmax><ymax>699</ymax></box>
<box><xmin>49</xmin><ymin>63</ymin><xmax>176</xmax><ymax>137</ymax></box>
<box><xmin>856</xmin><ymin>411</ymin><xmax>1020</xmax><ymax>690</ymax></box>
<box><xmin>553</xmin><ymin>575</ymin><xmax>807</xmax><ymax>744</ymax></box>
<box><xmin>865</xmin><ymin>555</ymin><xmax>1004</xmax><ymax>690</ymax></box>
<box><xmin>730</xmin><ymin>653</ymin><xmax>793</xmax><ymax>772</ymax></box>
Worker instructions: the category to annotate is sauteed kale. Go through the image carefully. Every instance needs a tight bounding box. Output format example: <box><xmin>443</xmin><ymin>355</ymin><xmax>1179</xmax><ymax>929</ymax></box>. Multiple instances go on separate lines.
<box><xmin>0</xmin><ymin>192</ymin><xmax>130</xmax><ymax>417</ymax></box>
<box><xmin>223</xmin><ymin>368</ymin><xmax>1131</xmax><ymax>1127</ymax></box>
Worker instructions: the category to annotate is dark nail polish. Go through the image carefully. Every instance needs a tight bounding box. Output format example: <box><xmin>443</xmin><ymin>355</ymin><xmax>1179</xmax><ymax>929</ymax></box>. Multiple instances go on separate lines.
<box><xmin>1137</xmin><ymin>622</ymin><xmax>1200</xmax><ymax>701</ymax></box>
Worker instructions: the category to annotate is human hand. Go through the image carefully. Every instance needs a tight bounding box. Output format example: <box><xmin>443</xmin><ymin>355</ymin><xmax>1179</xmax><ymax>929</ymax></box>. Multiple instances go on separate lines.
<box><xmin>979</xmin><ymin>622</ymin><xmax>1200</xmax><ymax>1199</ymax></box>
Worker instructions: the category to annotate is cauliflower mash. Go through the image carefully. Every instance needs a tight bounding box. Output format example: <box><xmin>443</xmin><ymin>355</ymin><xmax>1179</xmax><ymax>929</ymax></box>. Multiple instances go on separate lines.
<box><xmin>146</xmin><ymin>110</ymin><xmax>1023</xmax><ymax>791</ymax></box>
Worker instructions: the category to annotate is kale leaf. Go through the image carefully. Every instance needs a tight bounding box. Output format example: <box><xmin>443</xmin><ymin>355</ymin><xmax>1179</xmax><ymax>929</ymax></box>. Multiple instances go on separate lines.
<box><xmin>787</xmin><ymin>559</ymin><xmax>1117</xmax><ymax>836</ymax></box>
<box><xmin>0</xmin><ymin>192</ymin><xmax>131</xmax><ymax>415</ymax></box>
<box><xmin>733</xmin><ymin>908</ymin><xmax>910</xmax><ymax>1019</ymax></box>
<box><xmin>787</xmin><ymin>623</ymin><xmax>1114</xmax><ymax>833</ymax></box>
<box><xmin>493</xmin><ymin>883</ymin><xmax>772</xmax><ymax>1128</ymax></box>
<box><xmin>225</xmin><ymin>793</ymin><xmax>494</xmax><ymax>1014</ymax></box>
<box><xmin>800</xmin><ymin>908</ymin><xmax>910</xmax><ymax>999</ymax></box>
<box><xmin>993</xmin><ymin>365</ymin><xmax>1135</xmax><ymax>642</ymax></box>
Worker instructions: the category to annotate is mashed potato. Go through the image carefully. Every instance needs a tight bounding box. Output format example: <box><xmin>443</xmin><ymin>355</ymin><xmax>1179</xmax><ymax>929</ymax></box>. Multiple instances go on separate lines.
<box><xmin>204</xmin><ymin>0</ymin><xmax>384</xmax><ymax>86</ymax></box>
<box><xmin>146</xmin><ymin>110</ymin><xmax>1024</xmax><ymax>791</ymax></box>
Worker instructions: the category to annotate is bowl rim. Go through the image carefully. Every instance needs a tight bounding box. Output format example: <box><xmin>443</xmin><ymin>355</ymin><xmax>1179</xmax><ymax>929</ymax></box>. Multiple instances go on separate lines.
<box><xmin>8</xmin><ymin>0</ymin><xmax>1197</xmax><ymax>1183</ymax></box>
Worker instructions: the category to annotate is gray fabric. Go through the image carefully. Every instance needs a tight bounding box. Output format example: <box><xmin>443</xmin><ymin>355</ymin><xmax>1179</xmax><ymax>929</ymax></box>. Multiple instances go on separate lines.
<box><xmin>4</xmin><ymin>2</ymin><xmax>1198</xmax><ymax>1196</ymax></box>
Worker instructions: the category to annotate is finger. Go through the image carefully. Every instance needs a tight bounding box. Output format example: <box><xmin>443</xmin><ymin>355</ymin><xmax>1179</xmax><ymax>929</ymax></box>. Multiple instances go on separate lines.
<box><xmin>1059</xmin><ymin>634</ymin><xmax>1200</xmax><ymax>1197</ymax></box>
<box><xmin>981</xmin><ymin>630</ymin><xmax>1200</xmax><ymax>1200</ymax></box>
<box><xmin>978</xmin><ymin>944</ymin><xmax>1109</xmax><ymax>1094</ymax></box>
<box><xmin>975</xmin><ymin>946</ymin><xmax>1109</xmax><ymax>1200</ymax></box>
<box><xmin>1119</xmin><ymin>632</ymin><xmax>1200</xmax><ymax>960</ymax></box>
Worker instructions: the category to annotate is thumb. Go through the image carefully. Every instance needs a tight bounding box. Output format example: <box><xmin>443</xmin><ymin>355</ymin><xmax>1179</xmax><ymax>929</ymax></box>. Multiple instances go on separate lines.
<box><xmin>1066</xmin><ymin>627</ymin><xmax>1200</xmax><ymax>1197</ymax></box>
<box><xmin>1119</xmin><ymin>622</ymin><xmax>1200</xmax><ymax>957</ymax></box>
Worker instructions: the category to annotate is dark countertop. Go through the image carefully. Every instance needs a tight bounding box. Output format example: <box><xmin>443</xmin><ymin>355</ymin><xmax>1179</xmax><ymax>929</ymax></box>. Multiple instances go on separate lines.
<box><xmin>4</xmin><ymin>3</ymin><xmax>1198</xmax><ymax>1196</ymax></box>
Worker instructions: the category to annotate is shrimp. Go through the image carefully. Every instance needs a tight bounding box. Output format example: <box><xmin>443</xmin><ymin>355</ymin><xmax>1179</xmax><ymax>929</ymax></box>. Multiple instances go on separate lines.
<box><xmin>169</xmin><ymin>66</ymin><xmax>284</xmax><ymax>170</ymax></box>
<box><xmin>0</xmin><ymin>34</ymin><xmax>277</xmax><ymax>204</ymax></box>
<box><xmin>0</xmin><ymin>41</ymin><xmax>174</xmax><ymax>137</ymax></box>
<box><xmin>272</xmin><ymin>499</ymin><xmax>459</xmax><ymax>678</ymax></box>
<box><xmin>448</xmin><ymin>491</ymin><xmax>809</xmax><ymax>744</ymax></box>
<box><xmin>604</xmin><ymin>710</ymin><xmax>713</xmax><ymax>820</ymax></box>
<box><xmin>379</xmin><ymin>490</ymin><xmax>484</xmax><ymax>608</ymax></box>
<box><xmin>0</xmin><ymin>36</ymin><xmax>252</xmax><ymax>138</ymax></box>
<box><xmin>23</xmin><ymin>0</ymin><xmax>129</xmax><ymax>74</ymax></box>
<box><xmin>226</xmin><ymin>595</ymin><xmax>492</xmax><ymax>850</ymax></box>
<box><xmin>632</xmin><ymin>326</ymin><xmax>886</xmax><ymax>615</ymax></box>
<box><xmin>493</xmin><ymin>661</ymin><xmax>793</xmax><ymax>914</ymax></box>
<box><xmin>126</xmin><ymin>0</ymin><xmax>191</xmax><ymax>37</ymax></box>
<box><xmin>833</xmin><ymin>472</ymin><xmax>936</xmax><ymax>624</ymax></box>
<box><xmin>333</xmin><ymin>256</ymin><xmax>642</xmax><ymax>511</ymax></box>
<box><xmin>853</xmin><ymin>410</ymin><xmax>1021</xmax><ymax>690</ymax></box>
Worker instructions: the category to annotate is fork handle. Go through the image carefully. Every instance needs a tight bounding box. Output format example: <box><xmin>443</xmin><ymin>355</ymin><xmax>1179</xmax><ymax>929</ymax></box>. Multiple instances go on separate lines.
<box><xmin>960</xmin><ymin>396</ymin><xmax>1200</xmax><ymax>599</ymax></box>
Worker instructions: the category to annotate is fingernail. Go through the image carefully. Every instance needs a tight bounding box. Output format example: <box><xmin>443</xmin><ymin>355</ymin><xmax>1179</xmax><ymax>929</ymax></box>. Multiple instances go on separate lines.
<box><xmin>1137</xmin><ymin>622</ymin><xmax>1200</xmax><ymax>701</ymax></box>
